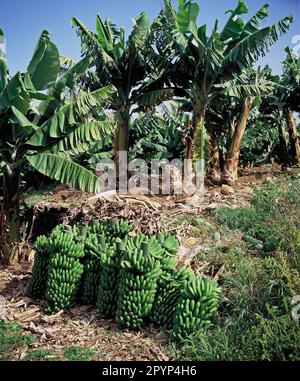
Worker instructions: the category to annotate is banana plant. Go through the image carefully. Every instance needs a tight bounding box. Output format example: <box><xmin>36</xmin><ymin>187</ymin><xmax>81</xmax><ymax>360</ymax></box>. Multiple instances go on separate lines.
<box><xmin>183</xmin><ymin>67</ymin><xmax>274</xmax><ymax>182</ymax></box>
<box><xmin>155</xmin><ymin>0</ymin><xmax>292</xmax><ymax>164</ymax></box>
<box><xmin>219</xmin><ymin>67</ymin><xmax>273</xmax><ymax>183</ymax></box>
<box><xmin>72</xmin><ymin>12</ymin><xmax>171</xmax><ymax>164</ymax></box>
<box><xmin>259</xmin><ymin>51</ymin><xmax>300</xmax><ymax>166</ymax></box>
<box><xmin>258</xmin><ymin>71</ymin><xmax>291</xmax><ymax>167</ymax></box>
<box><xmin>279</xmin><ymin>48</ymin><xmax>300</xmax><ymax>163</ymax></box>
<box><xmin>0</xmin><ymin>29</ymin><xmax>115</xmax><ymax>247</ymax></box>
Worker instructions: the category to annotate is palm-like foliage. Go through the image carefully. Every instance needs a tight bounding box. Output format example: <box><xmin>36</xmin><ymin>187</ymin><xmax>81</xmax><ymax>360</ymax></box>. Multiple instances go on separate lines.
<box><xmin>0</xmin><ymin>29</ymin><xmax>115</xmax><ymax>244</ymax></box>
<box><xmin>72</xmin><ymin>12</ymin><xmax>171</xmax><ymax>162</ymax></box>
<box><xmin>154</xmin><ymin>0</ymin><xmax>292</xmax><ymax>162</ymax></box>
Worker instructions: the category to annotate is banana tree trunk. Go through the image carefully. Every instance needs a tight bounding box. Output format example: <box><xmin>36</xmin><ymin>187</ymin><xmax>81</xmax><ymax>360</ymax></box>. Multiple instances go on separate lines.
<box><xmin>3</xmin><ymin>164</ymin><xmax>21</xmax><ymax>245</ymax></box>
<box><xmin>114</xmin><ymin>110</ymin><xmax>130</xmax><ymax>164</ymax></box>
<box><xmin>185</xmin><ymin>137</ymin><xmax>193</xmax><ymax>161</ymax></box>
<box><xmin>184</xmin><ymin>107</ymin><xmax>205</xmax><ymax>177</ymax></box>
<box><xmin>208</xmin><ymin>133</ymin><xmax>220</xmax><ymax>182</ymax></box>
<box><xmin>192</xmin><ymin>107</ymin><xmax>206</xmax><ymax>162</ymax></box>
<box><xmin>286</xmin><ymin>108</ymin><xmax>300</xmax><ymax>164</ymax></box>
<box><xmin>185</xmin><ymin>106</ymin><xmax>206</xmax><ymax>202</ymax></box>
<box><xmin>219</xmin><ymin>146</ymin><xmax>226</xmax><ymax>173</ymax></box>
<box><xmin>278</xmin><ymin>123</ymin><xmax>290</xmax><ymax>167</ymax></box>
<box><xmin>184</xmin><ymin>106</ymin><xmax>206</xmax><ymax>202</ymax></box>
<box><xmin>222</xmin><ymin>97</ymin><xmax>252</xmax><ymax>184</ymax></box>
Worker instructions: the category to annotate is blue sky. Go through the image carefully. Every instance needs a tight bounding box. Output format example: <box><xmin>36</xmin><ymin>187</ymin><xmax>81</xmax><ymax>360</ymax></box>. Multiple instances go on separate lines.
<box><xmin>1</xmin><ymin>0</ymin><xmax>299</xmax><ymax>75</ymax></box>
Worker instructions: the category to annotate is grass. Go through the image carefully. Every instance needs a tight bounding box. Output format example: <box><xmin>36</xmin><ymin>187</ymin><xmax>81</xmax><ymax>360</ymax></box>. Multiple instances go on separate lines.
<box><xmin>25</xmin><ymin>347</ymin><xmax>95</xmax><ymax>361</ymax></box>
<box><xmin>174</xmin><ymin>248</ymin><xmax>300</xmax><ymax>361</ymax></box>
<box><xmin>215</xmin><ymin>175</ymin><xmax>300</xmax><ymax>253</ymax></box>
<box><xmin>0</xmin><ymin>320</ymin><xmax>36</xmax><ymax>360</ymax></box>
<box><xmin>174</xmin><ymin>175</ymin><xmax>300</xmax><ymax>361</ymax></box>
<box><xmin>24</xmin><ymin>348</ymin><xmax>57</xmax><ymax>361</ymax></box>
<box><xmin>63</xmin><ymin>346</ymin><xmax>95</xmax><ymax>361</ymax></box>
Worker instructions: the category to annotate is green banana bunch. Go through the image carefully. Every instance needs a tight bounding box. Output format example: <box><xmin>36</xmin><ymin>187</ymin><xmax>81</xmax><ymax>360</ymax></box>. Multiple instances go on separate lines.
<box><xmin>172</xmin><ymin>275</ymin><xmax>221</xmax><ymax>341</ymax></box>
<box><xmin>151</xmin><ymin>268</ymin><xmax>192</xmax><ymax>329</ymax></box>
<box><xmin>116</xmin><ymin>242</ymin><xmax>162</xmax><ymax>329</ymax></box>
<box><xmin>45</xmin><ymin>226</ymin><xmax>85</xmax><ymax>313</ymax></box>
<box><xmin>96</xmin><ymin>238</ymin><xmax>124</xmax><ymax>318</ymax></box>
<box><xmin>81</xmin><ymin>233</ymin><xmax>103</xmax><ymax>304</ymax></box>
<box><xmin>27</xmin><ymin>235</ymin><xmax>51</xmax><ymax>299</ymax></box>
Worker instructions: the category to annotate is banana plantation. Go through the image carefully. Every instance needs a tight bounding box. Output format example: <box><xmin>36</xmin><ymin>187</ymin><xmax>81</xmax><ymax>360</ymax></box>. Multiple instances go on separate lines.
<box><xmin>0</xmin><ymin>0</ymin><xmax>300</xmax><ymax>364</ymax></box>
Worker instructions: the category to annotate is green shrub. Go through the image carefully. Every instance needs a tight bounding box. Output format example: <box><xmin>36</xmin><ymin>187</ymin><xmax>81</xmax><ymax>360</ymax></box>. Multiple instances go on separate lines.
<box><xmin>24</xmin><ymin>348</ymin><xmax>57</xmax><ymax>361</ymax></box>
<box><xmin>177</xmin><ymin>308</ymin><xmax>300</xmax><ymax>361</ymax></box>
<box><xmin>216</xmin><ymin>207</ymin><xmax>259</xmax><ymax>231</ymax></box>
